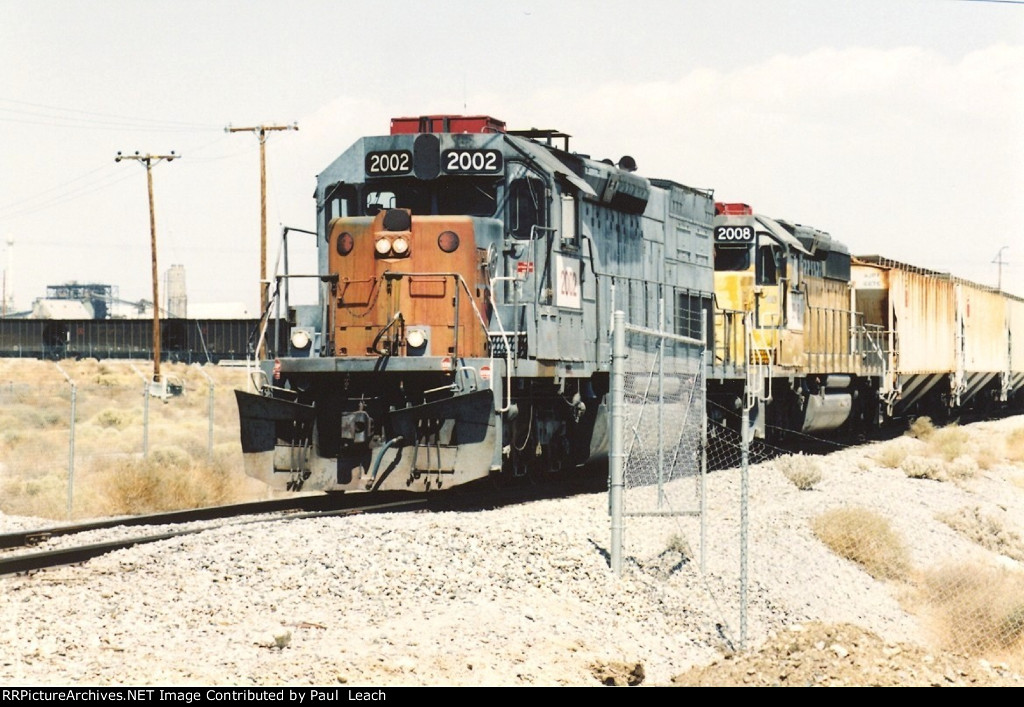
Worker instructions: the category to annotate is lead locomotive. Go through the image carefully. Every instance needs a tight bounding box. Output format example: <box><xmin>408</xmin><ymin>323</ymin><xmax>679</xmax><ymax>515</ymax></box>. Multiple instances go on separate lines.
<box><xmin>236</xmin><ymin>115</ymin><xmax>714</xmax><ymax>492</ymax></box>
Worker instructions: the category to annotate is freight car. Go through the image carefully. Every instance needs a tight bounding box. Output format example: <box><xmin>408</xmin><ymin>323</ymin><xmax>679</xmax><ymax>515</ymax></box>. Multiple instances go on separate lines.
<box><xmin>0</xmin><ymin>317</ymin><xmax>287</xmax><ymax>363</ymax></box>
<box><xmin>236</xmin><ymin>114</ymin><xmax>1024</xmax><ymax>494</ymax></box>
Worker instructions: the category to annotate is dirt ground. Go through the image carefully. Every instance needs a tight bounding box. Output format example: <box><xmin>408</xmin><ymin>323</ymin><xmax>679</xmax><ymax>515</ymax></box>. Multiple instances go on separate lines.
<box><xmin>593</xmin><ymin>622</ymin><xmax>1022</xmax><ymax>687</ymax></box>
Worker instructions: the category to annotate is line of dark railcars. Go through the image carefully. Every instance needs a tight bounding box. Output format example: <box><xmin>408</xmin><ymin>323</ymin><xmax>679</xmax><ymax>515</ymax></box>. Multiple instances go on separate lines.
<box><xmin>0</xmin><ymin>318</ymin><xmax>288</xmax><ymax>363</ymax></box>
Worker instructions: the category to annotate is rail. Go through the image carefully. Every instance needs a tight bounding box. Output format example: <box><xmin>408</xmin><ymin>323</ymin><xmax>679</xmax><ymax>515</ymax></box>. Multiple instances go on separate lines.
<box><xmin>0</xmin><ymin>497</ymin><xmax>426</xmax><ymax>576</ymax></box>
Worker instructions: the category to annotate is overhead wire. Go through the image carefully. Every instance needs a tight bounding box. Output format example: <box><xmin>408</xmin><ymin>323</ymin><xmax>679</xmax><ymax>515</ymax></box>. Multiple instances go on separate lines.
<box><xmin>0</xmin><ymin>97</ymin><xmax>220</xmax><ymax>132</ymax></box>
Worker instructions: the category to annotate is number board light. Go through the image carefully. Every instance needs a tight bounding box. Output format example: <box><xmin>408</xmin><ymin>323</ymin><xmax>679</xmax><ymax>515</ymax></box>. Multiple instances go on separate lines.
<box><xmin>442</xmin><ymin>149</ymin><xmax>503</xmax><ymax>174</ymax></box>
<box><xmin>366</xmin><ymin>150</ymin><xmax>413</xmax><ymax>176</ymax></box>
<box><xmin>713</xmin><ymin>224</ymin><xmax>755</xmax><ymax>246</ymax></box>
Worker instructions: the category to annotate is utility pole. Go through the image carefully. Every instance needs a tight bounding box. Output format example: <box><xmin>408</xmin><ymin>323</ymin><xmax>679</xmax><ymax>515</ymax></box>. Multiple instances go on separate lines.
<box><xmin>115</xmin><ymin>151</ymin><xmax>179</xmax><ymax>384</ymax></box>
<box><xmin>226</xmin><ymin>122</ymin><xmax>298</xmax><ymax>352</ymax></box>
<box><xmin>993</xmin><ymin>246</ymin><xmax>1009</xmax><ymax>291</ymax></box>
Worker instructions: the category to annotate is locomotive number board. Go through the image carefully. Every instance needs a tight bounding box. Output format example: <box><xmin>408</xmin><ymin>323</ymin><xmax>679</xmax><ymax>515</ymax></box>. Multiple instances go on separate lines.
<box><xmin>365</xmin><ymin>150</ymin><xmax>413</xmax><ymax>176</ymax></box>
<box><xmin>713</xmin><ymin>224</ymin><xmax>755</xmax><ymax>245</ymax></box>
<box><xmin>442</xmin><ymin>149</ymin><xmax>503</xmax><ymax>174</ymax></box>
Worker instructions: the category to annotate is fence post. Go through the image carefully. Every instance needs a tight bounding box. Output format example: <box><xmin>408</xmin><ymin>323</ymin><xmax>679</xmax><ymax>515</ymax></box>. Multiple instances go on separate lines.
<box><xmin>609</xmin><ymin>310</ymin><xmax>625</xmax><ymax>576</ymax></box>
<box><xmin>130</xmin><ymin>364</ymin><xmax>150</xmax><ymax>458</ymax></box>
<box><xmin>194</xmin><ymin>364</ymin><xmax>215</xmax><ymax>459</ymax></box>
<box><xmin>55</xmin><ymin>363</ymin><xmax>76</xmax><ymax>519</ymax></box>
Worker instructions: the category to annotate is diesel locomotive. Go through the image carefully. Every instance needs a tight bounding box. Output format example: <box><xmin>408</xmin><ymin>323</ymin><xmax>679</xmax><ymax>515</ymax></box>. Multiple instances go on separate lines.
<box><xmin>235</xmin><ymin>114</ymin><xmax>1024</xmax><ymax>493</ymax></box>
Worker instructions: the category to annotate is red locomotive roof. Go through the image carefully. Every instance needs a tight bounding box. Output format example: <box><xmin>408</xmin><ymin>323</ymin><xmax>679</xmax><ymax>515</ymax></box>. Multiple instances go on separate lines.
<box><xmin>715</xmin><ymin>202</ymin><xmax>753</xmax><ymax>215</ymax></box>
<box><xmin>390</xmin><ymin>115</ymin><xmax>507</xmax><ymax>135</ymax></box>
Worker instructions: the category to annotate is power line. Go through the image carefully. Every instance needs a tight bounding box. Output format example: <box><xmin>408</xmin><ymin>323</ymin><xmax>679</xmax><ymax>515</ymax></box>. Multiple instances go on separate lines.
<box><xmin>0</xmin><ymin>97</ymin><xmax>219</xmax><ymax>132</ymax></box>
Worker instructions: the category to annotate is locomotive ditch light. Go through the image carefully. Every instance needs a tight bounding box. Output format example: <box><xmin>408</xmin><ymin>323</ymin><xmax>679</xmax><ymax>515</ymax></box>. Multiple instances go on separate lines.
<box><xmin>291</xmin><ymin>330</ymin><xmax>311</xmax><ymax>350</ymax></box>
<box><xmin>438</xmin><ymin>230</ymin><xmax>460</xmax><ymax>253</ymax></box>
<box><xmin>336</xmin><ymin>231</ymin><xmax>354</xmax><ymax>256</ymax></box>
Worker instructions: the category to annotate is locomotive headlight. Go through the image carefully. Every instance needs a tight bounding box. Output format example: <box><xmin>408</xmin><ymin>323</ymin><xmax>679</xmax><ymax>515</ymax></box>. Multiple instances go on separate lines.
<box><xmin>290</xmin><ymin>330</ymin><xmax>311</xmax><ymax>350</ymax></box>
<box><xmin>406</xmin><ymin>329</ymin><xmax>426</xmax><ymax>349</ymax></box>
<box><xmin>374</xmin><ymin>237</ymin><xmax>392</xmax><ymax>255</ymax></box>
<box><xmin>391</xmin><ymin>236</ymin><xmax>409</xmax><ymax>255</ymax></box>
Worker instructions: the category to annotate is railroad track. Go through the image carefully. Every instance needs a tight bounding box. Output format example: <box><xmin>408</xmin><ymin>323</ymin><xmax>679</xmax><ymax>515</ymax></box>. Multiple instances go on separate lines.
<box><xmin>0</xmin><ymin>494</ymin><xmax>426</xmax><ymax>576</ymax></box>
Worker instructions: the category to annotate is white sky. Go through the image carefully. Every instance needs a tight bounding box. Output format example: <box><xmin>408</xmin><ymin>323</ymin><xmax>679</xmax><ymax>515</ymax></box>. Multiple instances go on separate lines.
<box><xmin>1</xmin><ymin>0</ymin><xmax>1022</xmax><ymax>314</ymax></box>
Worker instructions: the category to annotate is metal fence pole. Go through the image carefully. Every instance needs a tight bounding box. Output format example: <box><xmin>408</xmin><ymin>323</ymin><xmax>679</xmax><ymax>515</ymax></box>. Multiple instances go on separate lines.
<box><xmin>55</xmin><ymin>363</ymin><xmax>76</xmax><ymax>519</ymax></box>
<box><xmin>700</xmin><ymin>311</ymin><xmax>708</xmax><ymax>575</ymax></box>
<box><xmin>740</xmin><ymin>313</ymin><xmax>752</xmax><ymax>649</ymax></box>
<box><xmin>657</xmin><ymin>297</ymin><xmax>665</xmax><ymax>508</ymax></box>
<box><xmin>194</xmin><ymin>365</ymin><xmax>215</xmax><ymax>459</ymax></box>
<box><xmin>610</xmin><ymin>310</ymin><xmax>625</xmax><ymax>575</ymax></box>
<box><xmin>130</xmin><ymin>364</ymin><xmax>150</xmax><ymax>458</ymax></box>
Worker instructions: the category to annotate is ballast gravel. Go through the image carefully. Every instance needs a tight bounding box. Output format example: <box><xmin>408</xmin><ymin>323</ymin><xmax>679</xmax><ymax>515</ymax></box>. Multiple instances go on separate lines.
<box><xmin>1</xmin><ymin>416</ymin><xmax>1023</xmax><ymax>687</ymax></box>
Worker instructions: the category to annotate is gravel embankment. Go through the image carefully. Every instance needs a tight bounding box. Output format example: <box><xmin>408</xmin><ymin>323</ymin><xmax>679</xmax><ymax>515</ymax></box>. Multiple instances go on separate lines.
<box><xmin>2</xmin><ymin>417</ymin><xmax>1023</xmax><ymax>686</ymax></box>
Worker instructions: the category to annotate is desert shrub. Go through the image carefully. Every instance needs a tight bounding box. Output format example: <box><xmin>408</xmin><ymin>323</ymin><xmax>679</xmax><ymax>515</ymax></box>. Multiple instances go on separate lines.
<box><xmin>665</xmin><ymin>534</ymin><xmax>692</xmax><ymax>560</ymax></box>
<box><xmin>98</xmin><ymin>451</ymin><xmax>248</xmax><ymax>515</ymax></box>
<box><xmin>811</xmin><ymin>507</ymin><xmax>910</xmax><ymax>581</ymax></box>
<box><xmin>907</xmin><ymin>416</ymin><xmax>936</xmax><ymax>440</ymax></box>
<box><xmin>919</xmin><ymin>562</ymin><xmax>1024</xmax><ymax>655</ymax></box>
<box><xmin>147</xmin><ymin>445</ymin><xmax>192</xmax><ymax>468</ymax></box>
<box><xmin>775</xmin><ymin>453</ymin><xmax>822</xmax><ymax>490</ymax></box>
<box><xmin>901</xmin><ymin>455</ymin><xmax>946</xmax><ymax>480</ymax></box>
<box><xmin>937</xmin><ymin>506</ymin><xmax>1024</xmax><ymax>562</ymax></box>
<box><xmin>0</xmin><ymin>473</ymin><xmax>69</xmax><ymax>518</ymax></box>
<box><xmin>974</xmin><ymin>446</ymin><xmax>1000</xmax><ymax>471</ymax></box>
<box><xmin>928</xmin><ymin>425</ymin><xmax>970</xmax><ymax>462</ymax></box>
<box><xmin>947</xmin><ymin>455</ymin><xmax>979</xmax><ymax>481</ymax></box>
<box><xmin>93</xmin><ymin>408</ymin><xmax>133</xmax><ymax>430</ymax></box>
<box><xmin>875</xmin><ymin>443</ymin><xmax>909</xmax><ymax>469</ymax></box>
<box><xmin>1007</xmin><ymin>427</ymin><xmax>1024</xmax><ymax>464</ymax></box>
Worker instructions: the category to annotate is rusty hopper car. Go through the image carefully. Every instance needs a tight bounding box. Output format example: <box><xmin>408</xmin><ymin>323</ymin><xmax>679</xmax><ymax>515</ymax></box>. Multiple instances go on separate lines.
<box><xmin>236</xmin><ymin>116</ymin><xmax>715</xmax><ymax>492</ymax></box>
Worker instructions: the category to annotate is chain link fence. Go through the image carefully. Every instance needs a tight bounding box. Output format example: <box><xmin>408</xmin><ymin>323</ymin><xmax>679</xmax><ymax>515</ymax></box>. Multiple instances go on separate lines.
<box><xmin>0</xmin><ymin>359</ymin><xmax>261</xmax><ymax>520</ymax></box>
<box><xmin>608</xmin><ymin>307</ymin><xmax>1024</xmax><ymax>668</ymax></box>
<box><xmin>609</xmin><ymin>311</ymin><xmax>706</xmax><ymax>571</ymax></box>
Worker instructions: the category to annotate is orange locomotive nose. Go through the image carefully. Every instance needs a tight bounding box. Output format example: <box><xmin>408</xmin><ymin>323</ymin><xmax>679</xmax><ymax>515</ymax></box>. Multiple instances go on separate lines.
<box><xmin>327</xmin><ymin>210</ymin><xmax>488</xmax><ymax>359</ymax></box>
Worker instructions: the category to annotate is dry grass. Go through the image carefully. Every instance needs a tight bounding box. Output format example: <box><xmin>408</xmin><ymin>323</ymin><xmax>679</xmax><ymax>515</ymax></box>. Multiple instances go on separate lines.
<box><xmin>874</xmin><ymin>442</ymin><xmax>910</xmax><ymax>469</ymax></box>
<box><xmin>775</xmin><ymin>453</ymin><xmax>822</xmax><ymax>490</ymax></box>
<box><xmin>811</xmin><ymin>506</ymin><xmax>911</xmax><ymax>581</ymax></box>
<box><xmin>907</xmin><ymin>416</ymin><xmax>937</xmax><ymax>440</ymax></box>
<box><xmin>917</xmin><ymin>562</ymin><xmax>1024</xmax><ymax>659</ymax></box>
<box><xmin>1007</xmin><ymin>427</ymin><xmax>1024</xmax><ymax>464</ymax></box>
<box><xmin>0</xmin><ymin>359</ymin><xmax>267</xmax><ymax>521</ymax></box>
<box><xmin>873</xmin><ymin>416</ymin><xmax>1003</xmax><ymax>482</ymax></box>
<box><xmin>95</xmin><ymin>450</ymin><xmax>251</xmax><ymax>516</ymax></box>
<box><xmin>929</xmin><ymin>425</ymin><xmax>970</xmax><ymax>462</ymax></box>
<box><xmin>937</xmin><ymin>506</ymin><xmax>1024</xmax><ymax>563</ymax></box>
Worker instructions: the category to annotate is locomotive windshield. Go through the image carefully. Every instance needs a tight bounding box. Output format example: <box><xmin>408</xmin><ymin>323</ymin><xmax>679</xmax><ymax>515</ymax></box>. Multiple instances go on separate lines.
<box><xmin>714</xmin><ymin>245</ymin><xmax>751</xmax><ymax>272</ymax></box>
<box><xmin>364</xmin><ymin>177</ymin><xmax>500</xmax><ymax>217</ymax></box>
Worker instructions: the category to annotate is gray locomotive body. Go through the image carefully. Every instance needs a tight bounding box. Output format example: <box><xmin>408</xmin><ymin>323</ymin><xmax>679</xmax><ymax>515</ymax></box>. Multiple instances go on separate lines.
<box><xmin>236</xmin><ymin>116</ymin><xmax>716</xmax><ymax>492</ymax></box>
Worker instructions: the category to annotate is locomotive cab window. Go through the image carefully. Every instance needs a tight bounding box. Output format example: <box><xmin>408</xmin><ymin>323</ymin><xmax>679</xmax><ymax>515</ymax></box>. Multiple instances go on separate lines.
<box><xmin>362</xmin><ymin>179</ymin><xmax>498</xmax><ymax>218</ymax></box>
<box><xmin>756</xmin><ymin>243</ymin><xmax>787</xmax><ymax>285</ymax></box>
<box><xmin>508</xmin><ymin>174</ymin><xmax>548</xmax><ymax>240</ymax></box>
<box><xmin>365</xmin><ymin>182</ymin><xmax>430</xmax><ymax>216</ymax></box>
<box><xmin>714</xmin><ymin>245</ymin><xmax>752</xmax><ymax>272</ymax></box>
<box><xmin>324</xmin><ymin>184</ymin><xmax>357</xmax><ymax>221</ymax></box>
<box><xmin>436</xmin><ymin>176</ymin><xmax>500</xmax><ymax>217</ymax></box>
